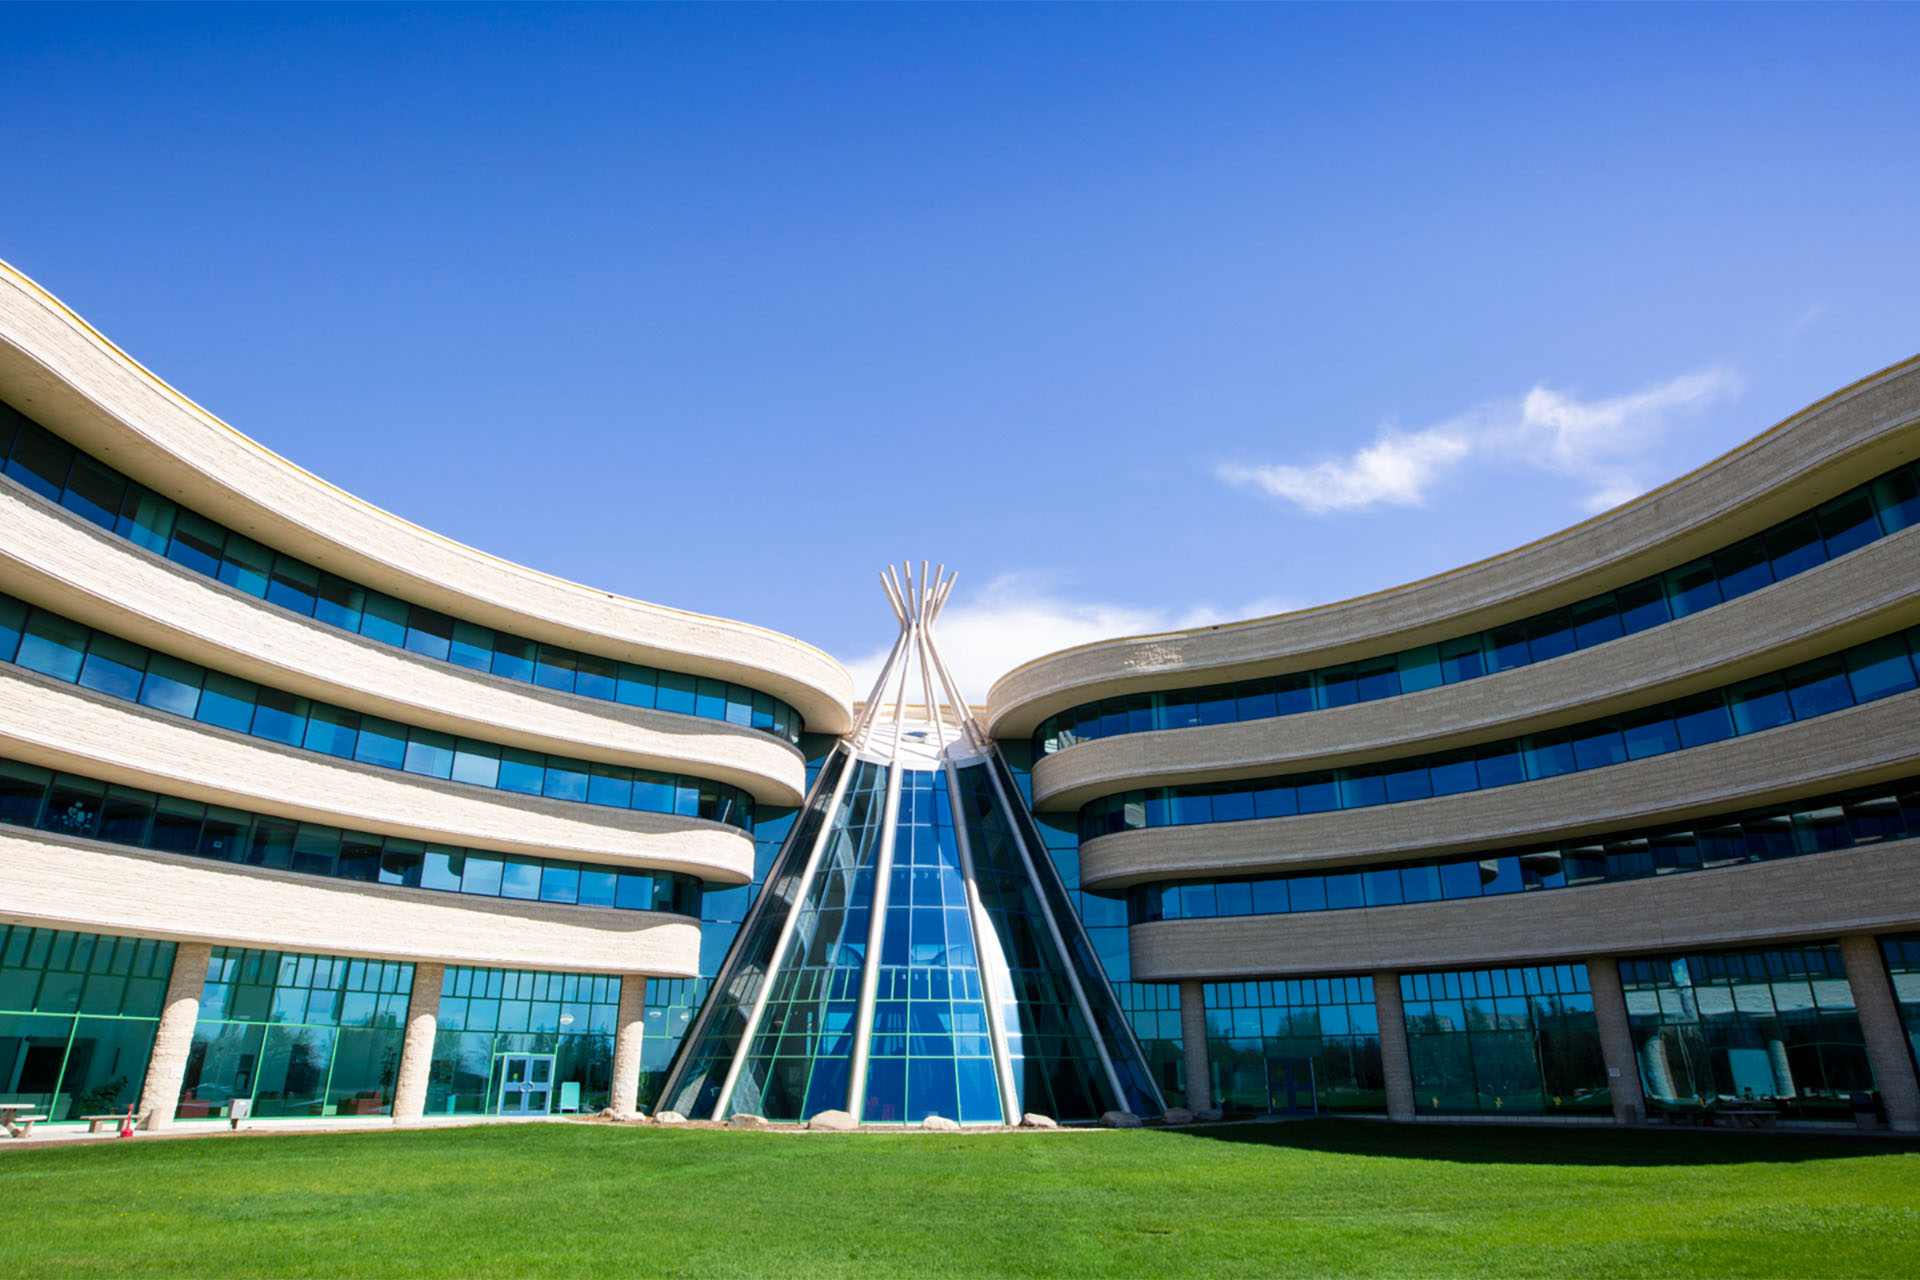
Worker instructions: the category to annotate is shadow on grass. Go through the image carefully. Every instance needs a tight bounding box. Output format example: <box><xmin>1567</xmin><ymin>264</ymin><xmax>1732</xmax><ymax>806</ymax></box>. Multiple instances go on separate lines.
<box><xmin>1163</xmin><ymin>1116</ymin><xmax>1920</xmax><ymax>1167</ymax></box>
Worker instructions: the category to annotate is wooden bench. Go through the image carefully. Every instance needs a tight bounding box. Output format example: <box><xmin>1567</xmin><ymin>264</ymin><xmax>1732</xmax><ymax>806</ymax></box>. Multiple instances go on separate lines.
<box><xmin>4</xmin><ymin>1113</ymin><xmax>49</xmax><ymax>1138</ymax></box>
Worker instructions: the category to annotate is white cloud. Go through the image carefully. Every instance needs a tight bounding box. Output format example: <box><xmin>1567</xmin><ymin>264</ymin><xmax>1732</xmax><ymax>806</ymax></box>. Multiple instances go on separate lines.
<box><xmin>840</xmin><ymin>572</ymin><xmax>1297</xmax><ymax>704</ymax></box>
<box><xmin>1217</xmin><ymin>426</ymin><xmax>1471</xmax><ymax>514</ymax></box>
<box><xmin>1220</xmin><ymin>366</ymin><xmax>1740</xmax><ymax>517</ymax></box>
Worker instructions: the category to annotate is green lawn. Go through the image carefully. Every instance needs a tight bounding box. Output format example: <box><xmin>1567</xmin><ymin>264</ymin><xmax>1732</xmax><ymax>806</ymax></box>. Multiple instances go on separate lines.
<box><xmin>2</xmin><ymin>1120</ymin><xmax>1916</xmax><ymax>1277</ymax></box>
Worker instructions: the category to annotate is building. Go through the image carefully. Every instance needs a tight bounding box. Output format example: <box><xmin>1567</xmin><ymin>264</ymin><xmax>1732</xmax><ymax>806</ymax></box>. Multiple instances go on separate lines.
<box><xmin>1</xmin><ymin>257</ymin><xmax>1916</xmax><ymax>1131</ymax></box>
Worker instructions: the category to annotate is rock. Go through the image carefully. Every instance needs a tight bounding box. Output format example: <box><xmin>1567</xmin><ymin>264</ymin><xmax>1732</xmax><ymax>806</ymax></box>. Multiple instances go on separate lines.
<box><xmin>1160</xmin><ymin>1107</ymin><xmax>1196</xmax><ymax>1125</ymax></box>
<box><xmin>1197</xmin><ymin>1108</ymin><xmax>1224</xmax><ymax>1122</ymax></box>
<box><xmin>598</xmin><ymin>1107</ymin><xmax>616</xmax><ymax>1120</ymax></box>
<box><xmin>655</xmin><ymin>1110</ymin><xmax>689</xmax><ymax>1125</ymax></box>
<box><xmin>807</xmin><ymin>1109</ymin><xmax>857</xmax><ymax>1131</ymax></box>
<box><xmin>1100</xmin><ymin>1110</ymin><xmax>1144</xmax><ymax>1129</ymax></box>
<box><xmin>726</xmin><ymin>1112</ymin><xmax>770</xmax><ymax>1129</ymax></box>
<box><xmin>922</xmin><ymin>1114</ymin><xmax>960</xmax><ymax>1131</ymax></box>
<box><xmin>1020</xmin><ymin>1113</ymin><xmax>1058</xmax><ymax>1129</ymax></box>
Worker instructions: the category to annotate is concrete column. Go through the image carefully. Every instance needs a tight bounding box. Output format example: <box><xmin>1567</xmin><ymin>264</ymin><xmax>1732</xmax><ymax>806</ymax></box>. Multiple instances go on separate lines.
<box><xmin>136</xmin><ymin>940</ymin><xmax>212</xmax><ymax>1130</ymax></box>
<box><xmin>1839</xmin><ymin>934</ymin><xmax>1920</xmax><ymax>1132</ymax></box>
<box><xmin>608</xmin><ymin>975</ymin><xmax>650</xmax><ymax>1116</ymax></box>
<box><xmin>1179</xmin><ymin>980</ymin><xmax>1211</xmax><ymax>1112</ymax></box>
<box><xmin>389</xmin><ymin>961</ymin><xmax>444</xmax><ymax>1122</ymax></box>
<box><xmin>1585</xmin><ymin>957</ymin><xmax>1646</xmax><ymax>1124</ymax></box>
<box><xmin>1372</xmin><ymin>970</ymin><xmax>1415</xmax><ymax>1122</ymax></box>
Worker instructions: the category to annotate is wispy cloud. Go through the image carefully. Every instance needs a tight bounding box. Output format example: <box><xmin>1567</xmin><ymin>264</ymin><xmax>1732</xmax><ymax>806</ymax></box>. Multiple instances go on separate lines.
<box><xmin>1219</xmin><ymin>367</ymin><xmax>1741</xmax><ymax>517</ymax></box>
<box><xmin>840</xmin><ymin>572</ymin><xmax>1296</xmax><ymax>704</ymax></box>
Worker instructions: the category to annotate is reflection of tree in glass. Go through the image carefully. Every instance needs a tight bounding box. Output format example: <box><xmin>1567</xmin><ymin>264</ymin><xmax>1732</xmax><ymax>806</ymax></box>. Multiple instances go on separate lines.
<box><xmin>51</xmin><ymin>800</ymin><xmax>95</xmax><ymax>835</ymax></box>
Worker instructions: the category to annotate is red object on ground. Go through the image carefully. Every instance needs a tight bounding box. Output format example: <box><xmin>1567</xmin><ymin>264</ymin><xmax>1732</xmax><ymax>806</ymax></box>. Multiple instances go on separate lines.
<box><xmin>119</xmin><ymin>1104</ymin><xmax>133</xmax><ymax>1138</ymax></box>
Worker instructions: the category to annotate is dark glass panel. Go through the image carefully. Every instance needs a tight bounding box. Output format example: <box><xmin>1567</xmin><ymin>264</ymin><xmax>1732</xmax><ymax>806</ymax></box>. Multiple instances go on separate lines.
<box><xmin>265</xmin><ymin>557</ymin><xmax>320</xmax><ymax>617</ymax></box>
<box><xmin>1569</xmin><ymin>595</ymin><xmax>1623</xmax><ymax>649</ymax></box>
<box><xmin>404</xmin><ymin>608</ymin><xmax>455</xmax><ymax>662</ymax></box>
<box><xmin>1817</xmin><ymin>488</ymin><xmax>1882</xmax><ymax>558</ymax></box>
<box><xmin>1726</xmin><ymin>675</ymin><xmax>1793</xmax><ymax>734</ymax></box>
<box><xmin>1523</xmin><ymin>610</ymin><xmax>1574</xmax><ymax>663</ymax></box>
<box><xmin>359</xmin><ymin>592</ymin><xmax>408</xmax><ymax>647</ymax></box>
<box><xmin>1712</xmin><ymin>537</ymin><xmax>1774</xmax><ymax>601</ymax></box>
<box><xmin>1765</xmin><ymin>513</ymin><xmax>1827</xmax><ymax>579</ymax></box>
<box><xmin>1437</xmin><ymin>634</ymin><xmax>1485</xmax><ymax>683</ymax></box>
<box><xmin>60</xmin><ymin>454</ymin><xmax>127</xmax><ymax>529</ymax></box>
<box><xmin>1613</xmin><ymin>578</ymin><xmax>1669</xmax><ymax>635</ymax></box>
<box><xmin>1844</xmin><ymin>634</ymin><xmax>1917</xmax><ymax>703</ymax></box>
<box><xmin>76</xmin><ymin>633</ymin><xmax>147</xmax><ymax>701</ymax></box>
<box><xmin>1870</xmin><ymin>467</ymin><xmax>1920</xmax><ymax>532</ymax></box>
<box><xmin>1663</xmin><ymin>558</ymin><xmax>1721</xmax><ymax>617</ymax></box>
<box><xmin>166</xmin><ymin>509</ymin><xmax>226</xmax><ymax>577</ymax></box>
<box><xmin>1782</xmin><ymin>656</ymin><xmax>1855</xmax><ymax>721</ymax></box>
<box><xmin>216</xmin><ymin>535</ymin><xmax>273</xmax><ymax>598</ymax></box>
<box><xmin>4</xmin><ymin>421</ymin><xmax>74</xmax><ymax>499</ymax></box>
<box><xmin>15</xmin><ymin>609</ymin><xmax>88</xmax><ymax>681</ymax></box>
<box><xmin>195</xmin><ymin>672</ymin><xmax>258</xmax><ymax>734</ymax></box>
<box><xmin>1671</xmin><ymin>693</ymin><xmax>1733</xmax><ymax>747</ymax></box>
<box><xmin>312</xmin><ymin>573</ymin><xmax>365</xmax><ymax>633</ymax></box>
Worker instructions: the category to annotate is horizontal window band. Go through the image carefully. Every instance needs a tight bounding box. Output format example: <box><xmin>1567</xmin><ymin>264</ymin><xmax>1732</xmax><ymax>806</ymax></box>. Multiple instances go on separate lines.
<box><xmin>1130</xmin><ymin>774</ymin><xmax>1920</xmax><ymax>924</ymax></box>
<box><xmin>0</xmin><ymin>752</ymin><xmax>707</xmax><ymax>915</ymax></box>
<box><xmin>0</xmin><ymin>400</ymin><xmax>804</xmax><ymax>746</ymax></box>
<box><xmin>0</xmin><ymin>589</ymin><xmax>755</xmax><ymax>831</ymax></box>
<box><xmin>1039</xmin><ymin>458</ymin><xmax>1920</xmax><ymax>757</ymax></box>
<box><xmin>1079</xmin><ymin>624</ymin><xmax>1920</xmax><ymax>841</ymax></box>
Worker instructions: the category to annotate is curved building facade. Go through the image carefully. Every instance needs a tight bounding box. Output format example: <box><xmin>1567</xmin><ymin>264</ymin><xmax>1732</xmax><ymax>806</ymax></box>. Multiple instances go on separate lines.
<box><xmin>0</xmin><ymin>261</ymin><xmax>852</xmax><ymax>1126</ymax></box>
<box><xmin>987</xmin><ymin>356</ymin><xmax>1920</xmax><ymax>1129</ymax></box>
<box><xmin>2</xmin><ymin>253</ymin><xmax>1916</xmax><ymax>1132</ymax></box>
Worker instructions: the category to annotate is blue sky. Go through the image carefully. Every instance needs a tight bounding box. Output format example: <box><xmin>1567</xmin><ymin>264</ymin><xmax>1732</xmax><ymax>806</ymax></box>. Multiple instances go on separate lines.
<box><xmin>4</xmin><ymin>4</ymin><xmax>1917</xmax><ymax>697</ymax></box>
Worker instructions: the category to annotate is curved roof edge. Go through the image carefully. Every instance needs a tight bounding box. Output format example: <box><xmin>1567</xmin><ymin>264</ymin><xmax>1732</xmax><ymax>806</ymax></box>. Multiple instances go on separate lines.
<box><xmin>0</xmin><ymin>259</ymin><xmax>854</xmax><ymax>735</ymax></box>
<box><xmin>987</xmin><ymin>352</ymin><xmax>1920</xmax><ymax>738</ymax></box>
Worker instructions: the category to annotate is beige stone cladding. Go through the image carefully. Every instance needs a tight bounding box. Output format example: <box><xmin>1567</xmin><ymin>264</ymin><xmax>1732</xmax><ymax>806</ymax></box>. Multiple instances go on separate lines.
<box><xmin>1127</xmin><ymin>840</ymin><xmax>1920</xmax><ymax>982</ymax></box>
<box><xmin>0</xmin><ymin>261</ymin><xmax>853</xmax><ymax>735</ymax></box>
<box><xmin>0</xmin><ymin>828</ymin><xmax>702</xmax><ymax>977</ymax></box>
<box><xmin>987</xmin><ymin>356</ymin><xmax>1920</xmax><ymax>739</ymax></box>
<box><xmin>0</xmin><ymin>482</ymin><xmax>805</xmax><ymax>805</ymax></box>
<box><xmin>1029</xmin><ymin>529</ymin><xmax>1920</xmax><ymax>809</ymax></box>
<box><xmin>0</xmin><ymin>667</ymin><xmax>755</xmax><ymax>883</ymax></box>
<box><xmin>1079</xmin><ymin>687</ymin><xmax>1920</xmax><ymax>890</ymax></box>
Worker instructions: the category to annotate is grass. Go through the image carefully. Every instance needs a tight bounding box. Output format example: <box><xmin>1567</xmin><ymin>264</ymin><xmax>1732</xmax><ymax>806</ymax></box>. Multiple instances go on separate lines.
<box><xmin>2</xmin><ymin>1119</ymin><xmax>1917</xmax><ymax>1277</ymax></box>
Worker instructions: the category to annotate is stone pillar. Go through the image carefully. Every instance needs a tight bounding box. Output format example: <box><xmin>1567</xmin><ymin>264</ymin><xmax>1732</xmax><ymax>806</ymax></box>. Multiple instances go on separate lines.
<box><xmin>1372</xmin><ymin>970</ymin><xmax>1415</xmax><ymax>1122</ymax></box>
<box><xmin>1178</xmin><ymin>980</ymin><xmax>1212</xmax><ymax>1111</ymax></box>
<box><xmin>1585</xmin><ymin>957</ymin><xmax>1647</xmax><ymax>1124</ymax></box>
<box><xmin>1839</xmin><ymin>934</ymin><xmax>1920</xmax><ymax>1132</ymax></box>
<box><xmin>608</xmin><ymin>975</ymin><xmax>650</xmax><ymax>1116</ymax></box>
<box><xmin>136</xmin><ymin>941</ymin><xmax>212</xmax><ymax>1130</ymax></box>
<box><xmin>390</xmin><ymin>961</ymin><xmax>444</xmax><ymax>1122</ymax></box>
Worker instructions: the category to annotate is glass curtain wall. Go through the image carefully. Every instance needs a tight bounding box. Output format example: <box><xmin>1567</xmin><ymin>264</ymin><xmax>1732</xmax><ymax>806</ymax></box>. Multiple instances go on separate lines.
<box><xmin>1881</xmin><ymin>935</ymin><xmax>1920</xmax><ymax>1077</ymax></box>
<box><xmin>426</xmin><ymin>967</ymin><xmax>621</xmax><ymax>1114</ymax></box>
<box><xmin>1401</xmin><ymin>965</ymin><xmax>1607</xmax><ymax>1116</ymax></box>
<box><xmin>1620</xmin><ymin>944</ymin><xmax>1875</xmax><ymax>1120</ymax></box>
<box><xmin>1001</xmin><ymin>742</ymin><xmax>1184</xmax><ymax>1104</ymax></box>
<box><xmin>1205</xmin><ymin>977</ymin><xmax>1384</xmax><ymax>1114</ymax></box>
<box><xmin>726</xmin><ymin>759</ymin><xmax>887</xmax><ymax>1120</ymax></box>
<box><xmin>657</xmin><ymin>749</ymin><xmax>854</xmax><ymax>1119</ymax></box>
<box><xmin>0</xmin><ymin>926</ymin><xmax>175</xmax><ymax>1122</ymax></box>
<box><xmin>182</xmin><ymin>948</ymin><xmax>413</xmax><ymax>1118</ymax></box>
<box><xmin>951</xmin><ymin>762</ymin><xmax>1124</xmax><ymax>1123</ymax></box>
<box><xmin>860</xmin><ymin>769</ymin><xmax>999</xmax><ymax>1124</ymax></box>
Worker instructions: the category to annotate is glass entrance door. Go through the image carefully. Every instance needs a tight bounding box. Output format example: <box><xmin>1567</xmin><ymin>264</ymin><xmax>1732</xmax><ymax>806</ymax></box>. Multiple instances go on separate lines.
<box><xmin>495</xmin><ymin>1055</ymin><xmax>556</xmax><ymax>1115</ymax></box>
<box><xmin>1265</xmin><ymin>1056</ymin><xmax>1318</xmax><ymax>1116</ymax></box>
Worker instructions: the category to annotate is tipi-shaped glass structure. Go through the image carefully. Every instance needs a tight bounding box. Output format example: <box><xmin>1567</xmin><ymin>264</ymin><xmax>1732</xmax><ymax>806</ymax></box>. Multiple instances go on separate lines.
<box><xmin>659</xmin><ymin>565</ymin><xmax>1164</xmax><ymax>1125</ymax></box>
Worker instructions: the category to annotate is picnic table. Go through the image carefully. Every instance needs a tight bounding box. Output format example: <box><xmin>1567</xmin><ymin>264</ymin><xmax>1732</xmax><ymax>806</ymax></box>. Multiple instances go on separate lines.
<box><xmin>1</xmin><ymin>1103</ymin><xmax>49</xmax><ymax>1138</ymax></box>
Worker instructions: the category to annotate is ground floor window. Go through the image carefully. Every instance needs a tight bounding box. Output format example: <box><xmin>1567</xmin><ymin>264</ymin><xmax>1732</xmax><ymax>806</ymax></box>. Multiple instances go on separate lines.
<box><xmin>181</xmin><ymin>948</ymin><xmax>413</xmax><ymax>1119</ymax></box>
<box><xmin>638</xmin><ymin>977</ymin><xmax>698</xmax><ymax>1110</ymax></box>
<box><xmin>426</xmin><ymin>967</ymin><xmax>620</xmax><ymax>1114</ymax></box>
<box><xmin>1401</xmin><ymin>964</ymin><xmax>1606</xmax><ymax>1116</ymax></box>
<box><xmin>0</xmin><ymin>926</ymin><xmax>174</xmax><ymax>1121</ymax></box>
<box><xmin>1205</xmin><ymin>976</ymin><xmax>1384</xmax><ymax>1114</ymax></box>
<box><xmin>1620</xmin><ymin>942</ymin><xmax>1873</xmax><ymax>1121</ymax></box>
